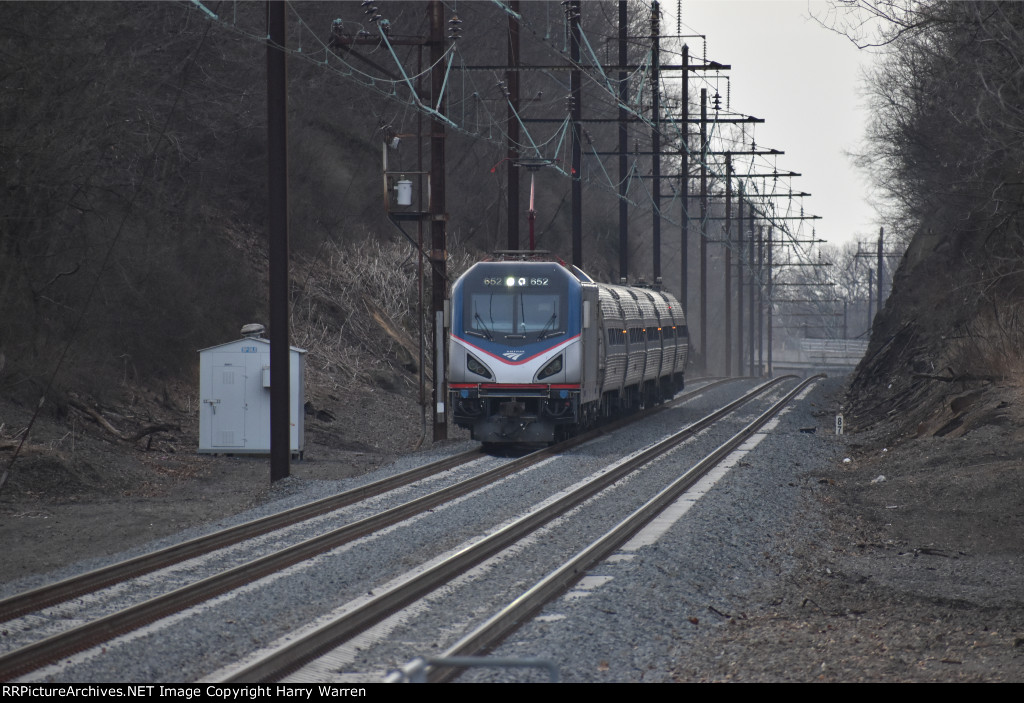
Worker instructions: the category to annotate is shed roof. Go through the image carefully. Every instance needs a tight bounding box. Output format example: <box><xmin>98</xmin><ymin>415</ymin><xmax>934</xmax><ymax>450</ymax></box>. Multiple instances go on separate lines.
<box><xmin>198</xmin><ymin>337</ymin><xmax>307</xmax><ymax>354</ymax></box>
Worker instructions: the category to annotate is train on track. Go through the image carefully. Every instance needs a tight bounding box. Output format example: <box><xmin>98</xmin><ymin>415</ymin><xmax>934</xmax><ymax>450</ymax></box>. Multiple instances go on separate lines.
<box><xmin>448</xmin><ymin>252</ymin><xmax>689</xmax><ymax>444</ymax></box>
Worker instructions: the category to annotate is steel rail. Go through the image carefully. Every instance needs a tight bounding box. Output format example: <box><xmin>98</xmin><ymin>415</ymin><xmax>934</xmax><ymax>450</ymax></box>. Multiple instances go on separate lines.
<box><xmin>217</xmin><ymin>376</ymin><xmax>791</xmax><ymax>682</ymax></box>
<box><xmin>0</xmin><ymin>448</ymin><xmax>483</xmax><ymax>623</ymax></box>
<box><xmin>426</xmin><ymin>374</ymin><xmax>825</xmax><ymax>683</ymax></box>
<box><xmin>0</xmin><ymin>378</ymin><xmax>733</xmax><ymax>681</ymax></box>
<box><xmin>0</xmin><ymin>378</ymin><xmax>725</xmax><ymax>623</ymax></box>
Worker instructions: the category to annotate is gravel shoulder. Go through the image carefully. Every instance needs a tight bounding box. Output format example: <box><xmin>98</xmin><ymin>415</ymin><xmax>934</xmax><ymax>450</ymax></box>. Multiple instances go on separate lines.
<box><xmin>0</xmin><ymin>383</ymin><xmax>437</xmax><ymax>590</ymax></box>
<box><xmin>673</xmin><ymin>378</ymin><xmax>1024</xmax><ymax>683</ymax></box>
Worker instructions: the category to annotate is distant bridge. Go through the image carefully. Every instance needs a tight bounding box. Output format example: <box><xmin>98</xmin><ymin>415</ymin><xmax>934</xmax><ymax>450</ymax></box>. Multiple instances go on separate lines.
<box><xmin>770</xmin><ymin>339</ymin><xmax>868</xmax><ymax>377</ymax></box>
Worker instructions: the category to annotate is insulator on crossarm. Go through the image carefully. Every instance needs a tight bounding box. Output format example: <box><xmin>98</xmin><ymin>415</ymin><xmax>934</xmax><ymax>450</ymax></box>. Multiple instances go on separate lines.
<box><xmin>448</xmin><ymin>14</ymin><xmax>463</xmax><ymax>40</ymax></box>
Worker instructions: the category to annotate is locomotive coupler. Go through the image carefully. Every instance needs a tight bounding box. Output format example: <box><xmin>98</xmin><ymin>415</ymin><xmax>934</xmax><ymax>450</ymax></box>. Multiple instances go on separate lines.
<box><xmin>498</xmin><ymin>400</ymin><xmax>527</xmax><ymax>417</ymax></box>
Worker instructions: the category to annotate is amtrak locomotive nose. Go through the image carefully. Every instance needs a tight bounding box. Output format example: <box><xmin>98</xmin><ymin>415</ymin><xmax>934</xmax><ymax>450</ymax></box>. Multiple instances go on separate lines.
<box><xmin>448</xmin><ymin>257</ymin><xmax>689</xmax><ymax>444</ymax></box>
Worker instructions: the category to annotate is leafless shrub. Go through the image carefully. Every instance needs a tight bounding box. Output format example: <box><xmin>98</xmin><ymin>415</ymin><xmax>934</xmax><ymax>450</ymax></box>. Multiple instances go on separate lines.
<box><xmin>290</xmin><ymin>235</ymin><xmax>478</xmax><ymax>406</ymax></box>
<box><xmin>946</xmin><ymin>314</ymin><xmax>1024</xmax><ymax>385</ymax></box>
<box><xmin>950</xmin><ymin>244</ymin><xmax>1024</xmax><ymax>384</ymax></box>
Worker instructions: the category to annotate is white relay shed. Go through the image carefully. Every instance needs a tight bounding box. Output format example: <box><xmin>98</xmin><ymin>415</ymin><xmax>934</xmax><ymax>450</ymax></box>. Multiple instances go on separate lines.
<box><xmin>198</xmin><ymin>333</ymin><xmax>306</xmax><ymax>456</ymax></box>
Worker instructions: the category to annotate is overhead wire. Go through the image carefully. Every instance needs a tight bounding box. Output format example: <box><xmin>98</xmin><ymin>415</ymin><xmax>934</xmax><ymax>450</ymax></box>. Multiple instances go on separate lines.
<box><xmin>180</xmin><ymin>0</ymin><xmax>827</xmax><ymax>288</ymax></box>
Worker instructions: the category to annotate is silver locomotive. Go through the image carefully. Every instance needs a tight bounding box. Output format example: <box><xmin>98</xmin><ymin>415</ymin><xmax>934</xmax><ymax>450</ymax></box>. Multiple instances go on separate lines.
<box><xmin>448</xmin><ymin>255</ymin><xmax>689</xmax><ymax>444</ymax></box>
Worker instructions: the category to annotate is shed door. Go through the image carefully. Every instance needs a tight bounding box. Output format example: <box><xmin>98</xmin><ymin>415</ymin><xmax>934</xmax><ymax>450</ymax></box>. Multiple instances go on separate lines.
<box><xmin>210</xmin><ymin>364</ymin><xmax>246</xmax><ymax>447</ymax></box>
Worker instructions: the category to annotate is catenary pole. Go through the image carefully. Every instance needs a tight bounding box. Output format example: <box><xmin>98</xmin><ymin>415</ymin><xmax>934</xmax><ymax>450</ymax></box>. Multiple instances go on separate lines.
<box><xmin>699</xmin><ymin>88</ymin><xmax>708</xmax><ymax>368</ymax></box>
<box><xmin>767</xmin><ymin>226</ymin><xmax>773</xmax><ymax>376</ymax></box>
<box><xmin>877</xmin><ymin>226</ymin><xmax>884</xmax><ymax>316</ymax></box>
<box><xmin>507</xmin><ymin>1</ymin><xmax>520</xmax><ymax>250</ymax></box>
<box><xmin>618</xmin><ymin>0</ymin><xmax>629</xmax><ymax>281</ymax></box>
<box><xmin>651</xmin><ymin>1</ymin><xmax>661</xmax><ymax>282</ymax></box>
<box><xmin>430</xmin><ymin>1</ymin><xmax>448</xmax><ymax>441</ymax></box>
<box><xmin>569</xmin><ymin>0</ymin><xmax>582</xmax><ymax>267</ymax></box>
<box><xmin>724</xmin><ymin>154</ymin><xmax>732</xmax><ymax>376</ymax></box>
<box><xmin>737</xmin><ymin>184</ymin><xmax>744</xmax><ymax>376</ymax></box>
<box><xmin>757</xmin><ymin>225</ymin><xmax>764</xmax><ymax>375</ymax></box>
<box><xmin>748</xmin><ymin>205</ymin><xmax>756</xmax><ymax>377</ymax></box>
<box><xmin>680</xmin><ymin>43</ymin><xmax>689</xmax><ymax>312</ymax></box>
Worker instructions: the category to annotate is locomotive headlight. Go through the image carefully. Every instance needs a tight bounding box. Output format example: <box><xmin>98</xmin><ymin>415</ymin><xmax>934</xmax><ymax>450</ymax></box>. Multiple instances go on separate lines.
<box><xmin>506</xmin><ymin>276</ymin><xmax>516</xmax><ymax>287</ymax></box>
<box><xmin>537</xmin><ymin>354</ymin><xmax>563</xmax><ymax>380</ymax></box>
<box><xmin>466</xmin><ymin>353</ymin><xmax>493</xmax><ymax>379</ymax></box>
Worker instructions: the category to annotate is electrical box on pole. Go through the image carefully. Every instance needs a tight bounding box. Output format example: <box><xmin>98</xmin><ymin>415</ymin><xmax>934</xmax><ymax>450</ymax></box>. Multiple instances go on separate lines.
<box><xmin>429</xmin><ymin>0</ymin><xmax>448</xmax><ymax>441</ymax></box>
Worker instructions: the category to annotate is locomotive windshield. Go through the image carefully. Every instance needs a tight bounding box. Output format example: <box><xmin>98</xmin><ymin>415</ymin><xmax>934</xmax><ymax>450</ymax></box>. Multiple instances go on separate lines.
<box><xmin>461</xmin><ymin>268</ymin><xmax>568</xmax><ymax>343</ymax></box>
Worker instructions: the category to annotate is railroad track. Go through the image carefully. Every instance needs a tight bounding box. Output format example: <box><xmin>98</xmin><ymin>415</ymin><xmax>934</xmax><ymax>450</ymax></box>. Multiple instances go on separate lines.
<box><xmin>0</xmin><ymin>449</ymin><xmax>483</xmax><ymax>623</ymax></box>
<box><xmin>0</xmin><ymin>377</ymin><xmax>734</xmax><ymax>681</ymax></box>
<box><xmin>424</xmin><ymin>373</ymin><xmax>823</xmax><ymax>683</ymax></box>
<box><xmin>212</xmin><ymin>375</ymin><xmax>805</xmax><ymax>682</ymax></box>
<box><xmin>0</xmin><ymin>376</ymin><xmax>720</xmax><ymax>625</ymax></box>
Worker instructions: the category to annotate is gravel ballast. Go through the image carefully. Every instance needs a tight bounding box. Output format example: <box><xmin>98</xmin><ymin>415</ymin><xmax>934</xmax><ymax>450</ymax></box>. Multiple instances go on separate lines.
<box><xmin>5</xmin><ymin>375</ymin><xmax>1022</xmax><ymax>682</ymax></box>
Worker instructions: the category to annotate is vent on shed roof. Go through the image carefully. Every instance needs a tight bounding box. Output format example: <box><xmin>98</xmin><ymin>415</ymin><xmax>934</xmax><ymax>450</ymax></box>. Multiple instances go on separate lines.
<box><xmin>241</xmin><ymin>323</ymin><xmax>265</xmax><ymax>339</ymax></box>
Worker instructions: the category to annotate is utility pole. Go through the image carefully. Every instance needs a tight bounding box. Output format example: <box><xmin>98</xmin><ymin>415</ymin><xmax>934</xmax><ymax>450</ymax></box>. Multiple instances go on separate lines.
<box><xmin>267</xmin><ymin>0</ymin><xmax>290</xmax><ymax>482</ymax></box>
<box><xmin>503</xmin><ymin>32</ymin><xmax>732</xmax><ymax>297</ymax></box>
<box><xmin>746</xmin><ymin>201</ymin><xmax>756</xmax><ymax>377</ymax></box>
<box><xmin>506</xmin><ymin>1</ymin><xmax>520</xmax><ymax>250</ymax></box>
<box><xmin>417</xmin><ymin>48</ymin><xmax>426</xmax><ymax>438</ymax></box>
<box><xmin>737</xmin><ymin>184</ymin><xmax>744</xmax><ymax>376</ymax></box>
<box><xmin>680</xmin><ymin>43</ymin><xmax>689</xmax><ymax>311</ymax></box>
<box><xmin>855</xmin><ymin>229</ymin><xmax>899</xmax><ymax>335</ymax></box>
<box><xmin>767</xmin><ymin>225</ymin><xmax>774</xmax><ymax>376</ymax></box>
<box><xmin>568</xmin><ymin>0</ymin><xmax>582</xmax><ymax>267</ymax></box>
<box><xmin>429</xmin><ymin>1</ymin><xmax>448</xmax><ymax>441</ymax></box>
<box><xmin>724</xmin><ymin>154</ymin><xmax>732</xmax><ymax>376</ymax></box>
<box><xmin>651</xmin><ymin>1</ymin><xmax>661</xmax><ymax>283</ymax></box>
<box><xmin>867</xmin><ymin>266</ymin><xmax>874</xmax><ymax>331</ymax></box>
<box><xmin>618</xmin><ymin>0</ymin><xmax>629</xmax><ymax>281</ymax></box>
<box><xmin>699</xmin><ymin>88</ymin><xmax>708</xmax><ymax>368</ymax></box>
<box><xmin>877</xmin><ymin>226</ymin><xmax>884</xmax><ymax>316</ymax></box>
<box><xmin>753</xmin><ymin>228</ymin><xmax>761</xmax><ymax>376</ymax></box>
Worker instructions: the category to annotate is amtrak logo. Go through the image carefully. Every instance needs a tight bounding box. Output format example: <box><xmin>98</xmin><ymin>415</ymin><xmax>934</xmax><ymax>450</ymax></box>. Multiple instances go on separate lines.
<box><xmin>502</xmin><ymin>349</ymin><xmax>526</xmax><ymax>361</ymax></box>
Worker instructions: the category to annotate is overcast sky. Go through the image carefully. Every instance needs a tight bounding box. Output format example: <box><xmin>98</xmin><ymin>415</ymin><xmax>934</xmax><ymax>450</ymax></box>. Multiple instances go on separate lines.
<box><xmin>663</xmin><ymin>0</ymin><xmax>880</xmax><ymax>248</ymax></box>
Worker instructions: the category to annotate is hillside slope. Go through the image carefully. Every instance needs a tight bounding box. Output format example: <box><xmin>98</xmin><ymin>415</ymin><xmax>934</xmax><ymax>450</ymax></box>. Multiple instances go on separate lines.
<box><xmin>844</xmin><ymin>2</ymin><xmax>1024</xmax><ymax>439</ymax></box>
